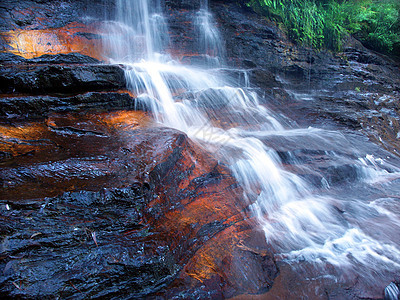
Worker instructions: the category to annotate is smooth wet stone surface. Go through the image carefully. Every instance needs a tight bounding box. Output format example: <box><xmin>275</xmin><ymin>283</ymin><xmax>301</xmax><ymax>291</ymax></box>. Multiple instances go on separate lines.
<box><xmin>0</xmin><ymin>62</ymin><xmax>125</xmax><ymax>95</ymax></box>
<box><xmin>0</xmin><ymin>53</ymin><xmax>131</xmax><ymax>120</ymax></box>
<box><xmin>0</xmin><ymin>91</ymin><xmax>136</xmax><ymax>120</ymax></box>
<box><xmin>0</xmin><ymin>110</ymin><xmax>278</xmax><ymax>298</ymax></box>
<box><xmin>0</xmin><ymin>0</ymin><xmax>109</xmax><ymax>60</ymax></box>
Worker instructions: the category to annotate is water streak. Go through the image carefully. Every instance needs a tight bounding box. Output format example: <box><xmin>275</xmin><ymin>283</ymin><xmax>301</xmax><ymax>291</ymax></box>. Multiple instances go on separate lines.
<box><xmin>102</xmin><ymin>0</ymin><xmax>169</xmax><ymax>61</ymax></box>
<box><xmin>102</xmin><ymin>0</ymin><xmax>400</xmax><ymax>288</ymax></box>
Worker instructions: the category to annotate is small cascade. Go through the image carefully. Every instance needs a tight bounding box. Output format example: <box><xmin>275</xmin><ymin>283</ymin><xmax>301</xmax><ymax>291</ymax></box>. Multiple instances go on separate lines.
<box><xmin>102</xmin><ymin>0</ymin><xmax>400</xmax><ymax>290</ymax></box>
<box><xmin>194</xmin><ymin>3</ymin><xmax>225</xmax><ymax>66</ymax></box>
<box><xmin>102</xmin><ymin>0</ymin><xmax>169</xmax><ymax>61</ymax></box>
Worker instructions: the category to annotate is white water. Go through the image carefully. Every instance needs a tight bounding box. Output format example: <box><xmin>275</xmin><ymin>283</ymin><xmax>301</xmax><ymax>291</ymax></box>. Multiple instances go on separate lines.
<box><xmin>102</xmin><ymin>0</ymin><xmax>400</xmax><ymax>288</ymax></box>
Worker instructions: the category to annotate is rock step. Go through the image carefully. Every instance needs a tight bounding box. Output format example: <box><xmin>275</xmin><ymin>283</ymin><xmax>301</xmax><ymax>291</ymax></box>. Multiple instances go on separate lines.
<box><xmin>0</xmin><ymin>63</ymin><xmax>125</xmax><ymax>95</ymax></box>
<box><xmin>0</xmin><ymin>110</ymin><xmax>276</xmax><ymax>298</ymax></box>
<box><xmin>0</xmin><ymin>91</ymin><xmax>136</xmax><ymax>119</ymax></box>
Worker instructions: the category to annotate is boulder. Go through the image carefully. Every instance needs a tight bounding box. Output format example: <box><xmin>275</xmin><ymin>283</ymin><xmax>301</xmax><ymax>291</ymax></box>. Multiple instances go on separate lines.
<box><xmin>0</xmin><ymin>111</ymin><xmax>278</xmax><ymax>298</ymax></box>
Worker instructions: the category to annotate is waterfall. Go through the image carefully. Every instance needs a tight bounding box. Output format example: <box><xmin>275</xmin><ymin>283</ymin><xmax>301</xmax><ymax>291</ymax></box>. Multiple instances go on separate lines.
<box><xmin>102</xmin><ymin>0</ymin><xmax>400</xmax><ymax>288</ymax></box>
<box><xmin>102</xmin><ymin>0</ymin><xmax>169</xmax><ymax>61</ymax></box>
<box><xmin>195</xmin><ymin>4</ymin><xmax>225</xmax><ymax>65</ymax></box>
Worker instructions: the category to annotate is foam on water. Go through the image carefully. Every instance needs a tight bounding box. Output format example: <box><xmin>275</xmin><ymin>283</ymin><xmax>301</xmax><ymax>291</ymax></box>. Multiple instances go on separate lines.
<box><xmin>102</xmin><ymin>0</ymin><xmax>400</xmax><ymax>286</ymax></box>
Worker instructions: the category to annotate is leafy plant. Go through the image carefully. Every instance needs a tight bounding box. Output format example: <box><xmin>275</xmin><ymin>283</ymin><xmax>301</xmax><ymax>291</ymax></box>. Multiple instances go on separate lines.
<box><xmin>245</xmin><ymin>0</ymin><xmax>400</xmax><ymax>55</ymax></box>
<box><xmin>343</xmin><ymin>0</ymin><xmax>400</xmax><ymax>53</ymax></box>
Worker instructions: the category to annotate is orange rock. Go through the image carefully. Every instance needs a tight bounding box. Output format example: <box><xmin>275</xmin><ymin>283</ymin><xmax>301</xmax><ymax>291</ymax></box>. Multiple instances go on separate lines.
<box><xmin>1</xmin><ymin>109</ymin><xmax>279</xmax><ymax>298</ymax></box>
<box><xmin>1</xmin><ymin>22</ymin><xmax>104</xmax><ymax>60</ymax></box>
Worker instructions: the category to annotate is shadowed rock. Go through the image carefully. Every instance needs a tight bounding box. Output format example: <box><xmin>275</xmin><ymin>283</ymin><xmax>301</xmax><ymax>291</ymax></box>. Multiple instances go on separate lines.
<box><xmin>0</xmin><ymin>53</ymin><xmax>131</xmax><ymax>119</ymax></box>
<box><xmin>0</xmin><ymin>92</ymin><xmax>136</xmax><ymax>119</ymax></box>
<box><xmin>0</xmin><ymin>63</ymin><xmax>125</xmax><ymax>95</ymax></box>
<box><xmin>211</xmin><ymin>1</ymin><xmax>400</xmax><ymax>156</ymax></box>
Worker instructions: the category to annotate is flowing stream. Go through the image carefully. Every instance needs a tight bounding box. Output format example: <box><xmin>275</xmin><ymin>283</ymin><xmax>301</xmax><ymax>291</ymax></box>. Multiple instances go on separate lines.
<box><xmin>102</xmin><ymin>0</ymin><xmax>400</xmax><ymax>291</ymax></box>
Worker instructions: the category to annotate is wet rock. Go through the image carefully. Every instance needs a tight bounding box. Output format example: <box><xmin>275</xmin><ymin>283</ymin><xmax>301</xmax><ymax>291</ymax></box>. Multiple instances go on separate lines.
<box><xmin>0</xmin><ymin>0</ymin><xmax>111</xmax><ymax>31</ymax></box>
<box><xmin>0</xmin><ymin>0</ymin><xmax>112</xmax><ymax>59</ymax></box>
<box><xmin>249</xmin><ymin>68</ymin><xmax>282</xmax><ymax>89</ymax></box>
<box><xmin>0</xmin><ymin>24</ymin><xmax>104</xmax><ymax>60</ymax></box>
<box><xmin>344</xmin><ymin>47</ymin><xmax>390</xmax><ymax>65</ymax></box>
<box><xmin>166</xmin><ymin>0</ymin><xmax>203</xmax><ymax>10</ymax></box>
<box><xmin>165</xmin><ymin>7</ymin><xmax>199</xmax><ymax>58</ymax></box>
<box><xmin>0</xmin><ymin>63</ymin><xmax>125</xmax><ymax>94</ymax></box>
<box><xmin>133</xmin><ymin>94</ymin><xmax>162</xmax><ymax>112</ymax></box>
<box><xmin>0</xmin><ymin>92</ymin><xmax>136</xmax><ymax>119</ymax></box>
<box><xmin>0</xmin><ymin>53</ymin><xmax>27</xmax><ymax>64</ymax></box>
<box><xmin>0</xmin><ymin>187</ymin><xmax>178</xmax><ymax>299</ymax></box>
<box><xmin>1</xmin><ymin>1</ymin><xmax>399</xmax><ymax>299</ymax></box>
<box><xmin>191</xmin><ymin>88</ymin><xmax>232</xmax><ymax>109</ymax></box>
<box><xmin>0</xmin><ymin>53</ymin><xmax>130</xmax><ymax>119</ymax></box>
<box><xmin>0</xmin><ymin>111</ymin><xmax>278</xmax><ymax>298</ymax></box>
<box><xmin>213</xmin><ymin>1</ymin><xmax>400</xmax><ymax>93</ymax></box>
<box><xmin>29</xmin><ymin>53</ymin><xmax>101</xmax><ymax>64</ymax></box>
<box><xmin>258</xmin><ymin>132</ymin><xmax>373</xmax><ymax>188</ymax></box>
<box><xmin>165</xmin><ymin>225</ymin><xmax>278</xmax><ymax>299</ymax></box>
<box><xmin>211</xmin><ymin>1</ymin><xmax>400</xmax><ymax>156</ymax></box>
<box><xmin>0</xmin><ymin>95</ymin><xmax>66</xmax><ymax>119</ymax></box>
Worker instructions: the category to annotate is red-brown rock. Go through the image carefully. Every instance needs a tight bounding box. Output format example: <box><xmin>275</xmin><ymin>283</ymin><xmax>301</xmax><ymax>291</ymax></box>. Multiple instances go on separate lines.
<box><xmin>0</xmin><ymin>110</ymin><xmax>278</xmax><ymax>298</ymax></box>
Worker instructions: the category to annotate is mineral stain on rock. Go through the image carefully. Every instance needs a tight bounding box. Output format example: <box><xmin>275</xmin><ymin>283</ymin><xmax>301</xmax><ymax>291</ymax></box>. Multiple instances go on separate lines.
<box><xmin>0</xmin><ymin>110</ymin><xmax>277</xmax><ymax>298</ymax></box>
<box><xmin>1</xmin><ymin>23</ymin><xmax>104</xmax><ymax>60</ymax></box>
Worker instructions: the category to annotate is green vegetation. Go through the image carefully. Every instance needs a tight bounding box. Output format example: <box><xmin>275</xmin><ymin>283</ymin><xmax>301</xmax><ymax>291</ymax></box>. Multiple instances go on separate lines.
<box><xmin>245</xmin><ymin>0</ymin><xmax>400</xmax><ymax>54</ymax></box>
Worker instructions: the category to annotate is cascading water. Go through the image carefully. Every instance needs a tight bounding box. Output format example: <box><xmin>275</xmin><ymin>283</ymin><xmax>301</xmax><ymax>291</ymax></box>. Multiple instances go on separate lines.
<box><xmin>102</xmin><ymin>0</ymin><xmax>169</xmax><ymax>61</ymax></box>
<box><xmin>195</xmin><ymin>1</ymin><xmax>225</xmax><ymax>66</ymax></box>
<box><xmin>102</xmin><ymin>0</ymin><xmax>400</xmax><ymax>292</ymax></box>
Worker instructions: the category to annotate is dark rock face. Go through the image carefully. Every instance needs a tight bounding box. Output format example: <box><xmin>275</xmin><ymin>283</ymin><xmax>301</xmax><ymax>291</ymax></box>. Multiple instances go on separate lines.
<box><xmin>0</xmin><ymin>111</ymin><xmax>277</xmax><ymax>298</ymax></box>
<box><xmin>165</xmin><ymin>0</ymin><xmax>203</xmax><ymax>10</ymax></box>
<box><xmin>0</xmin><ymin>53</ymin><xmax>125</xmax><ymax>95</ymax></box>
<box><xmin>0</xmin><ymin>92</ymin><xmax>137</xmax><ymax>119</ymax></box>
<box><xmin>0</xmin><ymin>187</ymin><xmax>176</xmax><ymax>299</ymax></box>
<box><xmin>29</xmin><ymin>53</ymin><xmax>102</xmax><ymax>64</ymax></box>
<box><xmin>0</xmin><ymin>1</ymin><xmax>109</xmax><ymax>60</ymax></box>
<box><xmin>0</xmin><ymin>53</ymin><xmax>129</xmax><ymax>119</ymax></box>
<box><xmin>0</xmin><ymin>63</ymin><xmax>125</xmax><ymax>94</ymax></box>
<box><xmin>0</xmin><ymin>0</ymin><xmax>110</xmax><ymax>31</ymax></box>
<box><xmin>211</xmin><ymin>1</ymin><xmax>400</xmax><ymax>155</ymax></box>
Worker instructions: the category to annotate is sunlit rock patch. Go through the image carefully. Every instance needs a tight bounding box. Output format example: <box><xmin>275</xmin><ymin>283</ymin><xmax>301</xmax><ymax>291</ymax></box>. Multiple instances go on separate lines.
<box><xmin>0</xmin><ymin>111</ymin><xmax>152</xmax><ymax>199</ymax></box>
<box><xmin>0</xmin><ymin>0</ymin><xmax>111</xmax><ymax>60</ymax></box>
<box><xmin>0</xmin><ymin>23</ymin><xmax>103</xmax><ymax>60</ymax></box>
